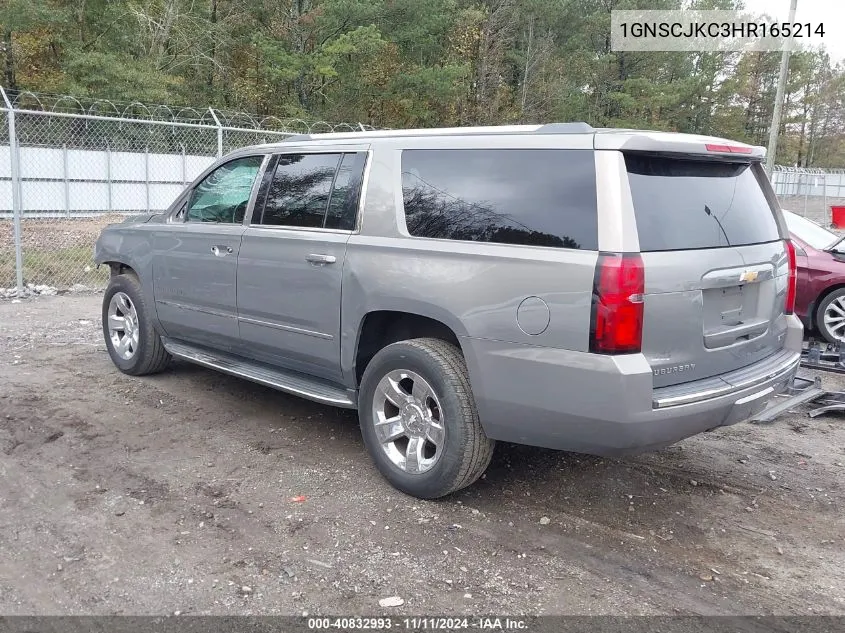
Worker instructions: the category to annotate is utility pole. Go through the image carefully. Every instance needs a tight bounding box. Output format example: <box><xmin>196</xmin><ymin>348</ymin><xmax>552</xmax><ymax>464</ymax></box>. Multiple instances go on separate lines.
<box><xmin>766</xmin><ymin>0</ymin><xmax>798</xmax><ymax>174</ymax></box>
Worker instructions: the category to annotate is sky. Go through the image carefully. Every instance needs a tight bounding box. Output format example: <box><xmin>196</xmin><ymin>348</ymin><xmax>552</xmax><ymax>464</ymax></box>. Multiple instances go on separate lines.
<box><xmin>741</xmin><ymin>0</ymin><xmax>845</xmax><ymax>63</ymax></box>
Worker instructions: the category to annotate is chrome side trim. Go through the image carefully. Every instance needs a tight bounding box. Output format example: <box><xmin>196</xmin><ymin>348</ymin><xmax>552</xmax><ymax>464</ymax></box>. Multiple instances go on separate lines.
<box><xmin>238</xmin><ymin>316</ymin><xmax>333</xmax><ymax>340</ymax></box>
<box><xmin>653</xmin><ymin>350</ymin><xmax>800</xmax><ymax>409</ymax></box>
<box><xmin>162</xmin><ymin>338</ymin><xmax>356</xmax><ymax>408</ymax></box>
<box><xmin>246</xmin><ymin>224</ymin><xmax>354</xmax><ymax>235</ymax></box>
<box><xmin>155</xmin><ymin>299</ymin><xmax>235</xmax><ymax>320</ymax></box>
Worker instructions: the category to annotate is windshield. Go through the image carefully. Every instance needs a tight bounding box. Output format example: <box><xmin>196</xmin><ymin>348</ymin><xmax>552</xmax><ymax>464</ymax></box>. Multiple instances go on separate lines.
<box><xmin>782</xmin><ymin>209</ymin><xmax>839</xmax><ymax>250</ymax></box>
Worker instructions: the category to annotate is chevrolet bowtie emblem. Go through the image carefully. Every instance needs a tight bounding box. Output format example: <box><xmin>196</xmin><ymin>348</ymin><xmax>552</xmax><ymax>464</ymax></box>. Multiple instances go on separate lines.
<box><xmin>739</xmin><ymin>270</ymin><xmax>758</xmax><ymax>283</ymax></box>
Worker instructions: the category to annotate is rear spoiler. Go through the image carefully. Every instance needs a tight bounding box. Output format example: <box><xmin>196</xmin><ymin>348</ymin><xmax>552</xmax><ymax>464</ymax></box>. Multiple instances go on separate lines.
<box><xmin>594</xmin><ymin>130</ymin><xmax>765</xmax><ymax>160</ymax></box>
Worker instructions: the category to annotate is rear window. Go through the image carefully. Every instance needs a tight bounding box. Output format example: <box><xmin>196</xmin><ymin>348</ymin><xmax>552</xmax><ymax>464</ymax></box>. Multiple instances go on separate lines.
<box><xmin>401</xmin><ymin>149</ymin><xmax>598</xmax><ymax>250</ymax></box>
<box><xmin>625</xmin><ymin>154</ymin><xmax>780</xmax><ymax>252</ymax></box>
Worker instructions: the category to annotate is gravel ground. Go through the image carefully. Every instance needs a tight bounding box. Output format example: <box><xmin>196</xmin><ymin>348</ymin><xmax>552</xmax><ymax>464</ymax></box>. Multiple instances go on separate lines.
<box><xmin>0</xmin><ymin>295</ymin><xmax>843</xmax><ymax>616</ymax></box>
<box><xmin>779</xmin><ymin>196</ymin><xmax>845</xmax><ymax>229</ymax></box>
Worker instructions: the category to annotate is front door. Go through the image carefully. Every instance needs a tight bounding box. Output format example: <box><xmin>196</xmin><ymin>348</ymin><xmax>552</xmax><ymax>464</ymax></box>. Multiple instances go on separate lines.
<box><xmin>237</xmin><ymin>150</ymin><xmax>368</xmax><ymax>381</ymax></box>
<box><xmin>152</xmin><ymin>154</ymin><xmax>265</xmax><ymax>350</ymax></box>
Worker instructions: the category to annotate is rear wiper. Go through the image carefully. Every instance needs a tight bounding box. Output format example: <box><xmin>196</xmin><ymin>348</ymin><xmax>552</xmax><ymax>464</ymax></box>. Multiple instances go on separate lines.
<box><xmin>704</xmin><ymin>204</ymin><xmax>731</xmax><ymax>246</ymax></box>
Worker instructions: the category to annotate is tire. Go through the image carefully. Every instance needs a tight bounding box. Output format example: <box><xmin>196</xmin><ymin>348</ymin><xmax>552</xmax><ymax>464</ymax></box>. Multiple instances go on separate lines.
<box><xmin>358</xmin><ymin>337</ymin><xmax>494</xmax><ymax>499</ymax></box>
<box><xmin>102</xmin><ymin>272</ymin><xmax>171</xmax><ymax>376</ymax></box>
<box><xmin>816</xmin><ymin>288</ymin><xmax>845</xmax><ymax>344</ymax></box>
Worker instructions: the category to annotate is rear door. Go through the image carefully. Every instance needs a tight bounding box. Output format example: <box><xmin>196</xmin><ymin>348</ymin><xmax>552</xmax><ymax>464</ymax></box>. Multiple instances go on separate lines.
<box><xmin>624</xmin><ymin>154</ymin><xmax>790</xmax><ymax>388</ymax></box>
<box><xmin>236</xmin><ymin>150</ymin><xmax>367</xmax><ymax>382</ymax></box>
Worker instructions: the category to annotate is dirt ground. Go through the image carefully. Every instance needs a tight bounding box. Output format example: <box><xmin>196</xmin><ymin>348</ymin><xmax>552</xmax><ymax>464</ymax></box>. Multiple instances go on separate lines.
<box><xmin>0</xmin><ymin>295</ymin><xmax>843</xmax><ymax>617</ymax></box>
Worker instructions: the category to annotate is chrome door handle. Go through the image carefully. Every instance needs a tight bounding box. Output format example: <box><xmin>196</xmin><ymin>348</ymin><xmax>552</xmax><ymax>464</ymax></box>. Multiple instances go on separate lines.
<box><xmin>306</xmin><ymin>253</ymin><xmax>337</xmax><ymax>265</ymax></box>
<box><xmin>211</xmin><ymin>245</ymin><xmax>233</xmax><ymax>256</ymax></box>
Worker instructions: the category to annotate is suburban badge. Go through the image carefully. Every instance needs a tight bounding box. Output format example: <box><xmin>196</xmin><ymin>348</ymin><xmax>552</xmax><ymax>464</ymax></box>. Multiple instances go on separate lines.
<box><xmin>654</xmin><ymin>363</ymin><xmax>696</xmax><ymax>376</ymax></box>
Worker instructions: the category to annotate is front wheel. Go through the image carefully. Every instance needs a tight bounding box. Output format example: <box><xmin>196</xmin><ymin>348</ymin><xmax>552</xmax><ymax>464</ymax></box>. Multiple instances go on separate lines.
<box><xmin>358</xmin><ymin>338</ymin><xmax>494</xmax><ymax>499</ymax></box>
<box><xmin>816</xmin><ymin>288</ymin><xmax>845</xmax><ymax>344</ymax></box>
<box><xmin>102</xmin><ymin>273</ymin><xmax>171</xmax><ymax>376</ymax></box>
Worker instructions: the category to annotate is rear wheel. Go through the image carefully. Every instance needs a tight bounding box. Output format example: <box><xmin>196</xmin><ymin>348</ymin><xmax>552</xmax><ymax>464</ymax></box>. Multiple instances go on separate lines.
<box><xmin>816</xmin><ymin>288</ymin><xmax>845</xmax><ymax>344</ymax></box>
<box><xmin>102</xmin><ymin>273</ymin><xmax>171</xmax><ymax>375</ymax></box>
<box><xmin>358</xmin><ymin>338</ymin><xmax>494</xmax><ymax>499</ymax></box>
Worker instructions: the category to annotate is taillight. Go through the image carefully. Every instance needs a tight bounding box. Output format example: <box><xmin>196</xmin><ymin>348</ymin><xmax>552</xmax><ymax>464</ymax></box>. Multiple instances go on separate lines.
<box><xmin>785</xmin><ymin>239</ymin><xmax>797</xmax><ymax>315</ymax></box>
<box><xmin>589</xmin><ymin>253</ymin><xmax>645</xmax><ymax>354</ymax></box>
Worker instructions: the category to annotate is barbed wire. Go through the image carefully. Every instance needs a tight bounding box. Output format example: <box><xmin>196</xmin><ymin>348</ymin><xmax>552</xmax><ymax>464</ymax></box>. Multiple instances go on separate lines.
<box><xmin>2</xmin><ymin>89</ymin><xmax>382</xmax><ymax>134</ymax></box>
<box><xmin>773</xmin><ymin>165</ymin><xmax>845</xmax><ymax>175</ymax></box>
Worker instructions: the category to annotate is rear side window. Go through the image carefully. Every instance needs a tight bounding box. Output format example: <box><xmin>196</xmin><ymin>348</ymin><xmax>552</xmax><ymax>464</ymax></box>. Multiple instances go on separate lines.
<box><xmin>258</xmin><ymin>152</ymin><xmax>366</xmax><ymax>229</ymax></box>
<box><xmin>326</xmin><ymin>153</ymin><xmax>367</xmax><ymax>230</ymax></box>
<box><xmin>261</xmin><ymin>154</ymin><xmax>341</xmax><ymax>227</ymax></box>
<box><xmin>401</xmin><ymin>149</ymin><xmax>598</xmax><ymax>250</ymax></box>
<box><xmin>626</xmin><ymin>155</ymin><xmax>780</xmax><ymax>252</ymax></box>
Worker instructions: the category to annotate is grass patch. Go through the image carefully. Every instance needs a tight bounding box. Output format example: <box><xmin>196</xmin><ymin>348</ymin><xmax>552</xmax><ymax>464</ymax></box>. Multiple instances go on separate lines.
<box><xmin>0</xmin><ymin>245</ymin><xmax>109</xmax><ymax>289</ymax></box>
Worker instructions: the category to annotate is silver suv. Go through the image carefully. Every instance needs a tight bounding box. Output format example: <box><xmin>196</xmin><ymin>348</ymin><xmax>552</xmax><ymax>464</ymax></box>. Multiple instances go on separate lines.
<box><xmin>94</xmin><ymin>123</ymin><xmax>803</xmax><ymax>499</ymax></box>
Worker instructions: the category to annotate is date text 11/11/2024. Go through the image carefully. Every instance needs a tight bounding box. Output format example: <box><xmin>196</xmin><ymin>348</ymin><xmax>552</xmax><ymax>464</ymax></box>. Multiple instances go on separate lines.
<box><xmin>307</xmin><ymin>617</ymin><xmax>529</xmax><ymax>630</ymax></box>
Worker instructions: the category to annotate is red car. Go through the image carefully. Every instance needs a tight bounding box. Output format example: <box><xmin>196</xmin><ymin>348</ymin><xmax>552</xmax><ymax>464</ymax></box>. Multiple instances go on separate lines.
<box><xmin>783</xmin><ymin>209</ymin><xmax>845</xmax><ymax>343</ymax></box>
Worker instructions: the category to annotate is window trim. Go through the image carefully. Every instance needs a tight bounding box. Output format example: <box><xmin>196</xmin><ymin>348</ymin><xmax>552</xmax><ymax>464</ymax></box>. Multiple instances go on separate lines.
<box><xmin>248</xmin><ymin>150</ymin><xmax>371</xmax><ymax>234</ymax></box>
<box><xmin>170</xmin><ymin>153</ymin><xmax>269</xmax><ymax>225</ymax></box>
<box><xmin>326</xmin><ymin>151</ymin><xmax>369</xmax><ymax>232</ymax></box>
<box><xmin>395</xmin><ymin>147</ymin><xmax>598</xmax><ymax>252</ymax></box>
<box><xmin>247</xmin><ymin>153</ymin><xmax>280</xmax><ymax>226</ymax></box>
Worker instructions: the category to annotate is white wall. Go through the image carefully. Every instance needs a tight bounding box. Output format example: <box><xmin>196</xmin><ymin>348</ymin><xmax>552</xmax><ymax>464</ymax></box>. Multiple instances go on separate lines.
<box><xmin>771</xmin><ymin>169</ymin><xmax>845</xmax><ymax>199</ymax></box>
<box><xmin>0</xmin><ymin>145</ymin><xmax>216</xmax><ymax>216</ymax></box>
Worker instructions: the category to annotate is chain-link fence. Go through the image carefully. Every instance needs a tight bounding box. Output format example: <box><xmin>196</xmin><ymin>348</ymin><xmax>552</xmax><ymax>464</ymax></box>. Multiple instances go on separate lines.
<box><xmin>771</xmin><ymin>166</ymin><xmax>845</xmax><ymax>227</ymax></box>
<box><xmin>0</xmin><ymin>89</ymin><xmax>380</xmax><ymax>297</ymax></box>
<box><xmin>4</xmin><ymin>90</ymin><xmax>845</xmax><ymax>297</ymax></box>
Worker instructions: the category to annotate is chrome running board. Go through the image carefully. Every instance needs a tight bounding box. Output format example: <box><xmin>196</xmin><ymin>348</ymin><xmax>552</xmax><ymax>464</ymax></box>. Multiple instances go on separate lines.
<box><xmin>161</xmin><ymin>338</ymin><xmax>356</xmax><ymax>408</ymax></box>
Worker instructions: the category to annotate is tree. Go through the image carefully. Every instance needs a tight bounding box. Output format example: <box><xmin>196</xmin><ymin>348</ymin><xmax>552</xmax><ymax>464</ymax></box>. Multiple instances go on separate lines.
<box><xmin>0</xmin><ymin>0</ymin><xmax>842</xmax><ymax>167</ymax></box>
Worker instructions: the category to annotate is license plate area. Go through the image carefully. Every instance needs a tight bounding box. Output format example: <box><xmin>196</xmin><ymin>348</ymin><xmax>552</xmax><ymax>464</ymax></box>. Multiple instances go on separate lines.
<box><xmin>702</xmin><ymin>283</ymin><xmax>768</xmax><ymax>348</ymax></box>
<box><xmin>703</xmin><ymin>284</ymin><xmax>760</xmax><ymax>328</ymax></box>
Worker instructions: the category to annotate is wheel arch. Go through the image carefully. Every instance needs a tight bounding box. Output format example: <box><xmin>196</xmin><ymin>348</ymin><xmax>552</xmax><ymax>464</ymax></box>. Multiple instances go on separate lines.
<box><xmin>103</xmin><ymin>260</ymin><xmax>139</xmax><ymax>278</ymax></box>
<box><xmin>352</xmin><ymin>309</ymin><xmax>464</xmax><ymax>386</ymax></box>
<box><xmin>100</xmin><ymin>256</ymin><xmax>162</xmax><ymax>334</ymax></box>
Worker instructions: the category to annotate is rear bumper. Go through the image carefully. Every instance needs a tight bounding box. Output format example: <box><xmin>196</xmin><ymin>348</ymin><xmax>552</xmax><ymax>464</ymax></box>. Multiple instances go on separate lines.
<box><xmin>651</xmin><ymin>348</ymin><xmax>799</xmax><ymax>408</ymax></box>
<box><xmin>461</xmin><ymin>315</ymin><xmax>803</xmax><ymax>456</ymax></box>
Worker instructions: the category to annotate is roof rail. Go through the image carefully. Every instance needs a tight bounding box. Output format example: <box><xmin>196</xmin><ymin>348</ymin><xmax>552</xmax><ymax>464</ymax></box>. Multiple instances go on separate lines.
<box><xmin>282</xmin><ymin>133</ymin><xmax>312</xmax><ymax>142</ymax></box>
<box><xmin>277</xmin><ymin>122</ymin><xmax>594</xmax><ymax>142</ymax></box>
<box><xmin>535</xmin><ymin>122</ymin><xmax>594</xmax><ymax>134</ymax></box>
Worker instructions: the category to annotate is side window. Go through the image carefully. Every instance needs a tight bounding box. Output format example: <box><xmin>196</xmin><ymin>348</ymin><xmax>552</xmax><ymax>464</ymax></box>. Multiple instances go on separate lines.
<box><xmin>260</xmin><ymin>154</ymin><xmax>341</xmax><ymax>227</ymax></box>
<box><xmin>401</xmin><ymin>149</ymin><xmax>598</xmax><ymax>250</ymax></box>
<box><xmin>186</xmin><ymin>156</ymin><xmax>263</xmax><ymax>224</ymax></box>
<box><xmin>325</xmin><ymin>153</ymin><xmax>367</xmax><ymax>230</ymax></box>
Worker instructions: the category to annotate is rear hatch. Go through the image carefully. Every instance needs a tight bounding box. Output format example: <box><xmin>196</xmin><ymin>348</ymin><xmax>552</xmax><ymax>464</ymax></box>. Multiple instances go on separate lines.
<box><xmin>625</xmin><ymin>153</ymin><xmax>789</xmax><ymax>388</ymax></box>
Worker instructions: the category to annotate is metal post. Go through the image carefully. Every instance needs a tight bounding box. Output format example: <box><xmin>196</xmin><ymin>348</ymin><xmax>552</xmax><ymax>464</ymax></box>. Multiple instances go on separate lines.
<box><xmin>208</xmin><ymin>107</ymin><xmax>223</xmax><ymax>158</ymax></box>
<box><xmin>1</xmin><ymin>86</ymin><xmax>24</xmax><ymax>295</ymax></box>
<box><xmin>62</xmin><ymin>144</ymin><xmax>70</xmax><ymax>218</ymax></box>
<box><xmin>106</xmin><ymin>146</ymin><xmax>112</xmax><ymax>213</ymax></box>
<box><xmin>144</xmin><ymin>146</ymin><xmax>150</xmax><ymax>213</ymax></box>
<box><xmin>803</xmin><ymin>173</ymin><xmax>809</xmax><ymax>217</ymax></box>
<box><xmin>765</xmin><ymin>0</ymin><xmax>798</xmax><ymax>175</ymax></box>
<box><xmin>181</xmin><ymin>143</ymin><xmax>187</xmax><ymax>185</ymax></box>
<box><xmin>823</xmin><ymin>173</ymin><xmax>828</xmax><ymax>226</ymax></box>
